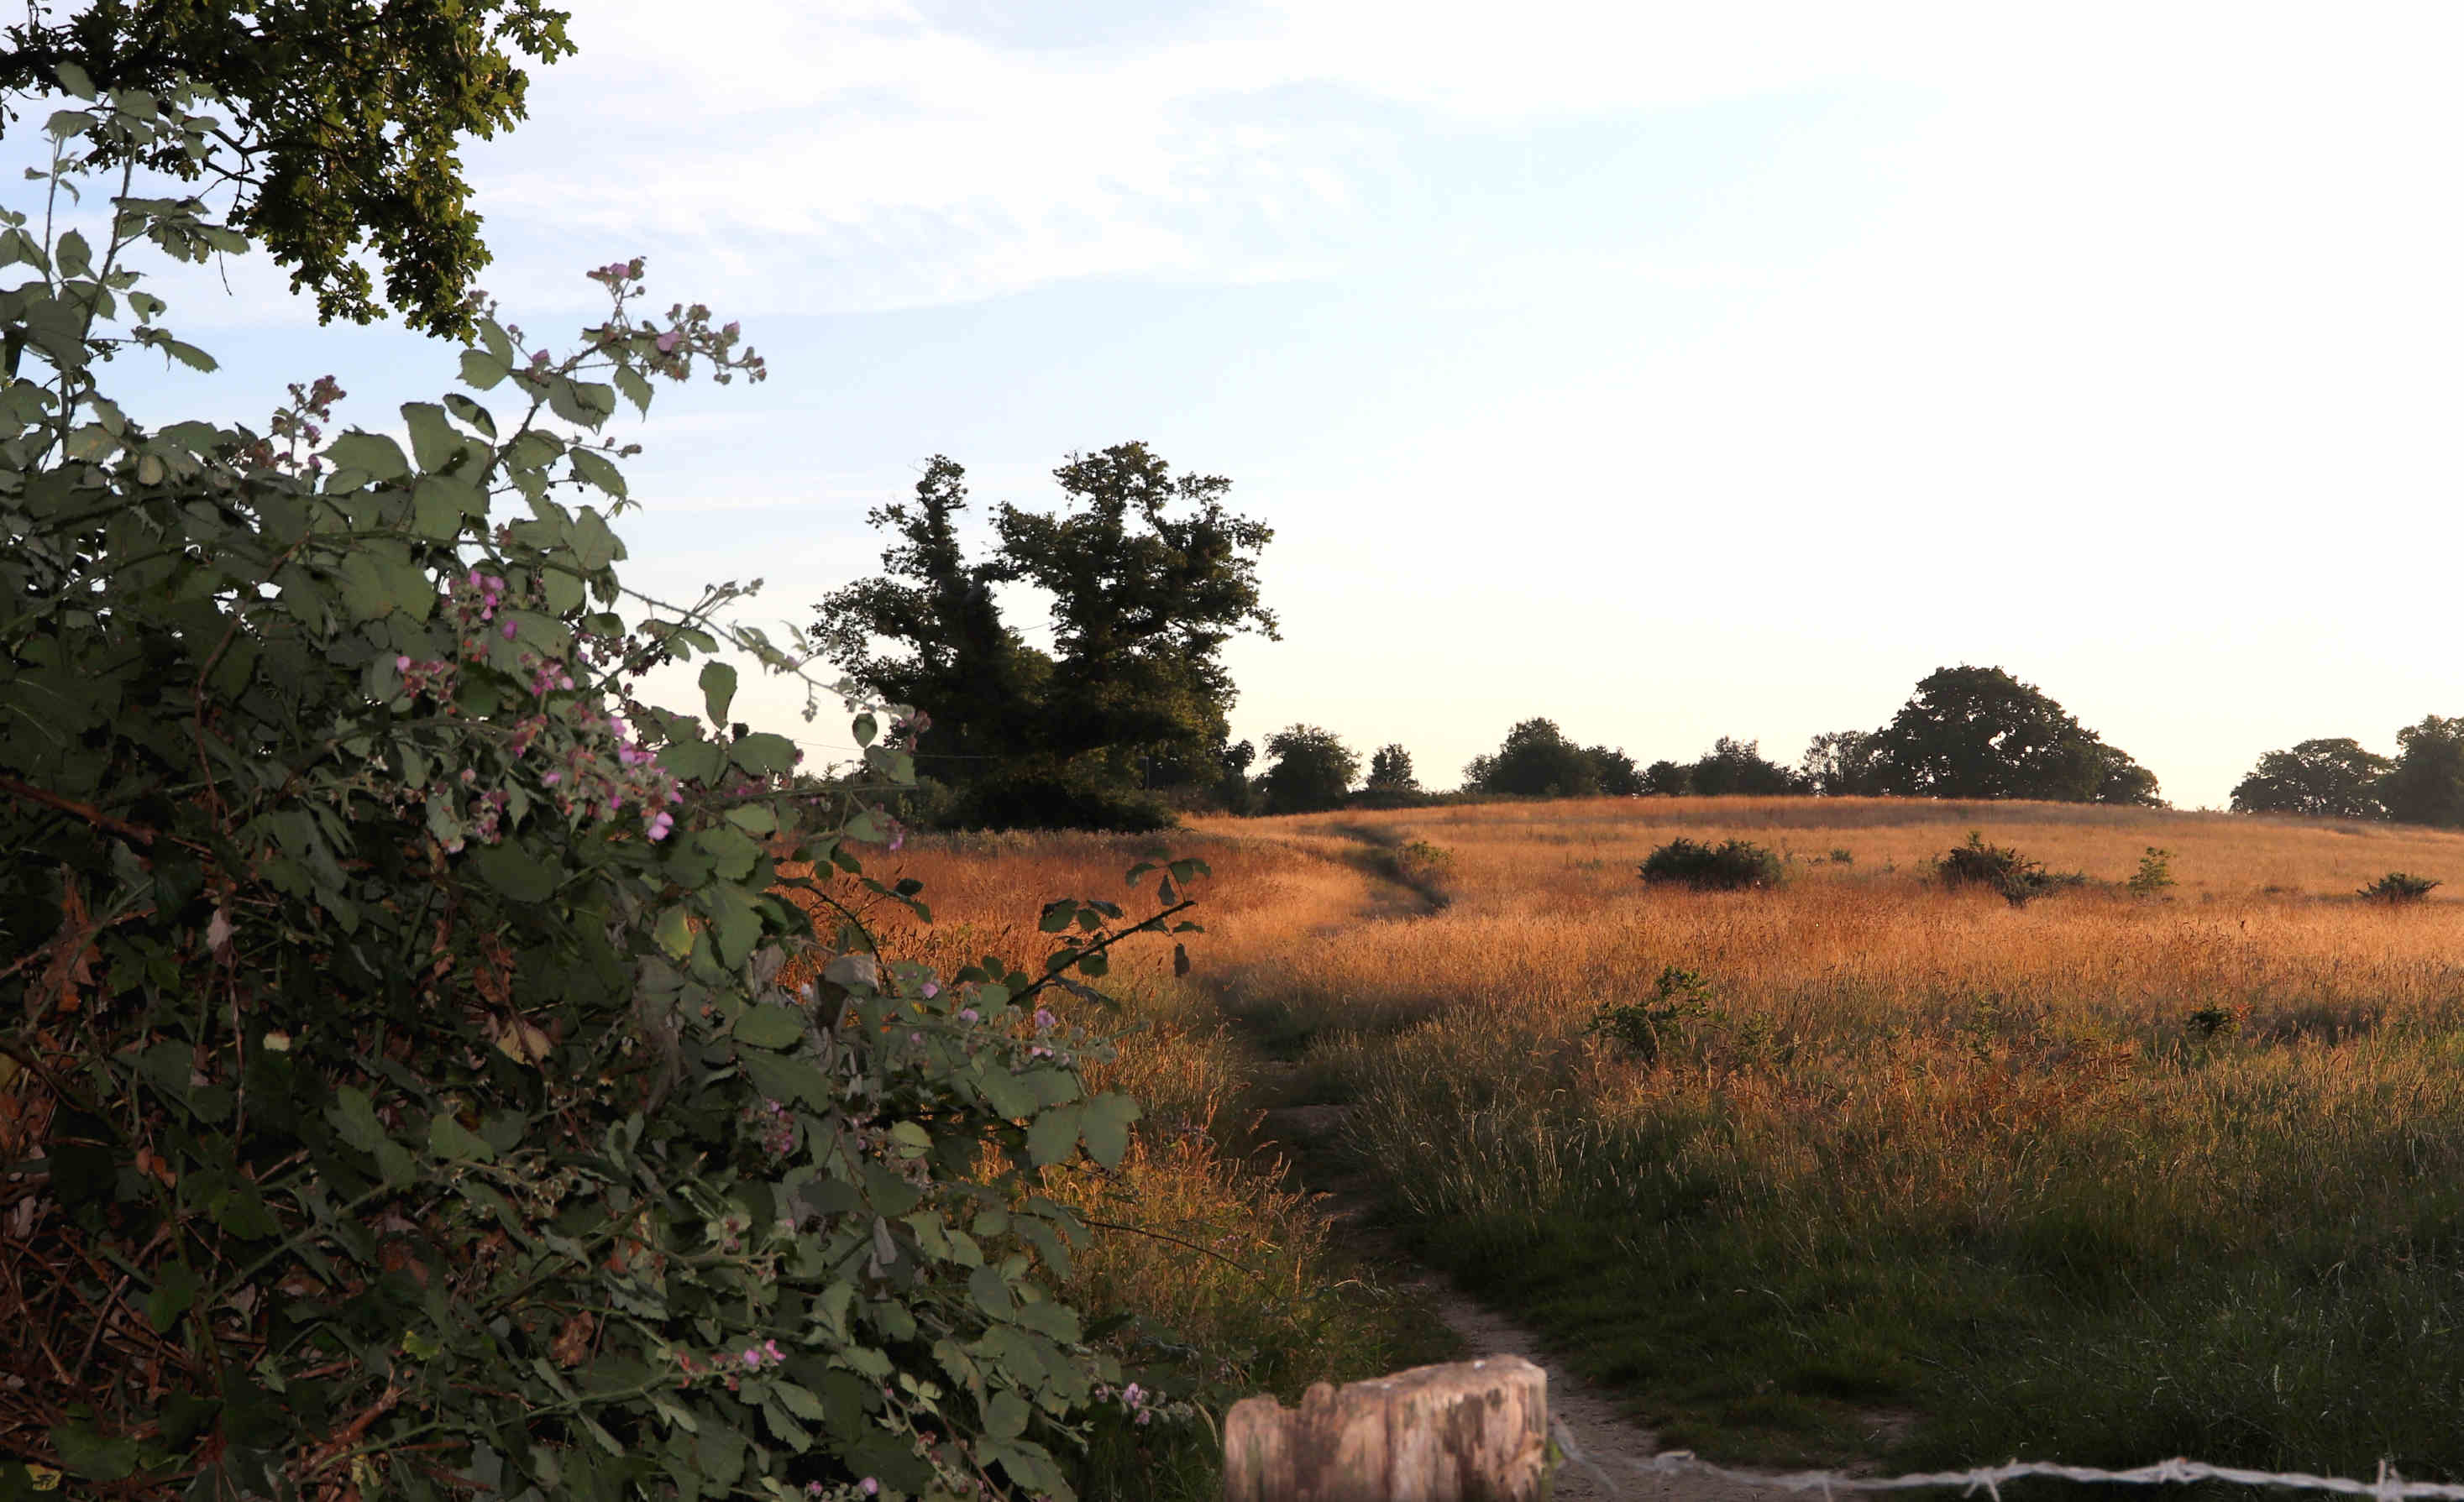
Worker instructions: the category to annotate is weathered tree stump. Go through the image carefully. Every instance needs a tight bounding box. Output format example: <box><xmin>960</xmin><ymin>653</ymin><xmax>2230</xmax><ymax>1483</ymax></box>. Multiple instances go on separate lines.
<box><xmin>1221</xmin><ymin>1355</ymin><xmax>1549</xmax><ymax>1501</ymax></box>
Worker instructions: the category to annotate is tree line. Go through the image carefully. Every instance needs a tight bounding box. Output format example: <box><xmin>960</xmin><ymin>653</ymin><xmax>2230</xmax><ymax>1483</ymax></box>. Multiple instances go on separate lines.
<box><xmin>815</xmin><ymin>460</ymin><xmax>2183</xmax><ymax>830</ymax></box>
<box><xmin>1240</xmin><ymin>665</ymin><xmax>2166</xmax><ymax>814</ymax></box>
<box><xmin>2231</xmin><ymin>720</ymin><xmax>2464</xmax><ymax>827</ymax></box>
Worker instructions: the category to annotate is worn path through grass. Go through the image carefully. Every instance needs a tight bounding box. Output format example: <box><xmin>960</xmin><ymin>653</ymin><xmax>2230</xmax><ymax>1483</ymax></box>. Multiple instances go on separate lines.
<box><xmin>1191</xmin><ymin>798</ymin><xmax>2464</xmax><ymax>1484</ymax></box>
<box><xmin>1218</xmin><ymin>834</ymin><xmax>1820</xmax><ymax>1501</ymax></box>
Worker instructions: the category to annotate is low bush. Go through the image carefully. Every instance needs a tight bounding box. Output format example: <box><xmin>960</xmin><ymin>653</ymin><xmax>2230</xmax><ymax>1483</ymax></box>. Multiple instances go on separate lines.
<box><xmin>1586</xmin><ymin>966</ymin><xmax>1787</xmax><ymax>1072</ymax></box>
<box><xmin>1935</xmin><ymin>831</ymin><xmax>2090</xmax><ymax>907</ymax></box>
<box><xmin>2127</xmin><ymin>845</ymin><xmax>2177</xmax><ymax>898</ymax></box>
<box><xmin>1587</xmin><ymin>966</ymin><xmax>1721</xmax><ymax>1065</ymax></box>
<box><xmin>2360</xmin><ymin>871</ymin><xmax>2441</xmax><ymax>904</ymax></box>
<box><xmin>1639</xmin><ymin>837</ymin><xmax>1784</xmax><ymax>891</ymax></box>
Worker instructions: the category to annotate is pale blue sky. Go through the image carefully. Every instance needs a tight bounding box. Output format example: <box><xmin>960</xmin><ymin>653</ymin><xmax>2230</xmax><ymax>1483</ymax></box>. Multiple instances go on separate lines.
<box><xmin>41</xmin><ymin>2</ymin><xmax>2464</xmax><ymax>807</ymax></box>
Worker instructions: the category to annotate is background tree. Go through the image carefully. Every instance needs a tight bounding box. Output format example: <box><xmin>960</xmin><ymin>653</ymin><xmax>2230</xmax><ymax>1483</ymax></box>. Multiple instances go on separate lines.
<box><xmin>1261</xmin><ymin>724</ymin><xmax>1360</xmax><ymax>813</ymax></box>
<box><xmin>1801</xmin><ymin>729</ymin><xmax>1885</xmax><ymax>796</ymax></box>
<box><xmin>1366</xmin><ymin>742</ymin><xmax>1420</xmax><ymax>793</ymax></box>
<box><xmin>1640</xmin><ymin>759</ymin><xmax>1694</xmax><ymax>796</ymax></box>
<box><xmin>1867</xmin><ymin>665</ymin><xmax>2164</xmax><ymax>805</ymax></box>
<box><xmin>1685</xmin><ymin>735</ymin><xmax>1804</xmax><ymax>796</ymax></box>
<box><xmin>1465</xmin><ymin>717</ymin><xmax>1600</xmax><ymax>798</ymax></box>
<box><xmin>815</xmin><ymin>442</ymin><xmax>1277</xmax><ymax>827</ymax></box>
<box><xmin>810</xmin><ymin>456</ymin><xmax>1050</xmax><ymax>762</ymax></box>
<box><xmin>1217</xmin><ymin>736</ymin><xmax>1261</xmax><ymax>814</ymax></box>
<box><xmin>2230</xmin><ymin>737</ymin><xmax>2391</xmax><ymax>819</ymax></box>
<box><xmin>2</xmin><ymin>0</ymin><xmax>579</xmax><ymax>335</ymax></box>
<box><xmin>997</xmin><ymin>442</ymin><xmax>1277</xmax><ymax>767</ymax></box>
<box><xmin>2382</xmin><ymin>716</ymin><xmax>2464</xmax><ymax>828</ymax></box>
<box><xmin>1585</xmin><ymin>744</ymin><xmax>1644</xmax><ymax>796</ymax></box>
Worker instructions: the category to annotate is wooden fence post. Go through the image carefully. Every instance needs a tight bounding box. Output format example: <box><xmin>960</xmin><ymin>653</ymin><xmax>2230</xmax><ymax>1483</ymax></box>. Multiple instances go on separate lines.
<box><xmin>1220</xmin><ymin>1355</ymin><xmax>1549</xmax><ymax>1501</ymax></box>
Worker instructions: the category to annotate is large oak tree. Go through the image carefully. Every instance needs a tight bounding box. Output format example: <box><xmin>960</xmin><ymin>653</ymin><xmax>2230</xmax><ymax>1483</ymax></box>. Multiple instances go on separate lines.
<box><xmin>813</xmin><ymin>443</ymin><xmax>1277</xmax><ymax>824</ymax></box>
<box><xmin>2230</xmin><ymin>737</ymin><xmax>2391</xmax><ymax>819</ymax></box>
<box><xmin>1866</xmin><ymin>665</ymin><xmax>2163</xmax><ymax>806</ymax></box>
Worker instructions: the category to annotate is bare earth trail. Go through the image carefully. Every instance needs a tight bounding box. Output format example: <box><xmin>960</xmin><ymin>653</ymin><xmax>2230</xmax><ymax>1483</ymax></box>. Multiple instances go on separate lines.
<box><xmin>1250</xmin><ymin>1081</ymin><xmax>1803</xmax><ymax>1502</ymax></box>
<box><xmin>1226</xmin><ymin>827</ymin><xmax>1809</xmax><ymax>1501</ymax></box>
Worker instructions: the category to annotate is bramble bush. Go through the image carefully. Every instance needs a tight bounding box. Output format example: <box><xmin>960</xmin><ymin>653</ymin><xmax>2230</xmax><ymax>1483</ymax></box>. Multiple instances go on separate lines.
<box><xmin>1932</xmin><ymin>831</ymin><xmax>2089</xmax><ymax>908</ymax></box>
<box><xmin>1637</xmin><ymin>838</ymin><xmax>1783</xmax><ymax>892</ymax></box>
<box><xmin>0</xmin><ymin>77</ymin><xmax>1201</xmax><ymax>1501</ymax></box>
<box><xmin>2358</xmin><ymin>871</ymin><xmax>2440</xmax><ymax>905</ymax></box>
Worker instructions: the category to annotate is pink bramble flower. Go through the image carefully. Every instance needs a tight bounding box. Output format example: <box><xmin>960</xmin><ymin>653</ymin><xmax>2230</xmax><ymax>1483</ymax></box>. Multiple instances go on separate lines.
<box><xmin>920</xmin><ymin>981</ymin><xmax>940</xmax><ymax>999</ymax></box>
<box><xmin>1033</xmin><ymin>1009</ymin><xmax>1056</xmax><ymax>1031</ymax></box>
<box><xmin>764</xmin><ymin>1339</ymin><xmax>784</xmax><ymax>1362</ymax></box>
<box><xmin>647</xmin><ymin>811</ymin><xmax>674</xmax><ymax>841</ymax></box>
<box><xmin>395</xmin><ymin>654</ymin><xmax>411</xmax><ymax>670</ymax></box>
<box><xmin>543</xmin><ymin>771</ymin><xmax>562</xmax><ymax>786</ymax></box>
<box><xmin>958</xmin><ymin>1008</ymin><xmax>978</xmax><ymax>1024</ymax></box>
<box><xmin>502</xmin><ymin>620</ymin><xmax>518</xmax><ymax>640</ymax></box>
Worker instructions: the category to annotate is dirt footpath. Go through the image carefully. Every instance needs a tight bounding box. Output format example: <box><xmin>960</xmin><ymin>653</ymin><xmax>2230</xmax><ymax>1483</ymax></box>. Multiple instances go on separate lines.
<box><xmin>1256</xmin><ymin>1090</ymin><xmax>1811</xmax><ymax>1502</ymax></box>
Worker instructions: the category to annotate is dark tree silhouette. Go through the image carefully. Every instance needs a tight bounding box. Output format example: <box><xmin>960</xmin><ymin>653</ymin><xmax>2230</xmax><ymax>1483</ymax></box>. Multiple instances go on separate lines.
<box><xmin>2230</xmin><ymin>737</ymin><xmax>2391</xmax><ymax>819</ymax></box>
<box><xmin>1867</xmin><ymin>666</ymin><xmax>2162</xmax><ymax>806</ymax></box>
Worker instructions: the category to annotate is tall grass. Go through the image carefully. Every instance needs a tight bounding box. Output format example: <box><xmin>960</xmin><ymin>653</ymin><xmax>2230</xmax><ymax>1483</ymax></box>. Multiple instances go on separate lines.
<box><xmin>790</xmin><ymin>798</ymin><xmax>2464</xmax><ymax>1478</ymax></box>
<box><xmin>1192</xmin><ymin>799</ymin><xmax>2464</xmax><ymax>1471</ymax></box>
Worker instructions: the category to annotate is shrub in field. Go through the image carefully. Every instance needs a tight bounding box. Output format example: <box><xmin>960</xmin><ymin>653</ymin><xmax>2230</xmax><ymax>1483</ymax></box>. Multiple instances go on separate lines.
<box><xmin>2359</xmin><ymin>871</ymin><xmax>2441</xmax><ymax>903</ymax></box>
<box><xmin>1377</xmin><ymin>840</ymin><xmax>1456</xmax><ymax>906</ymax></box>
<box><xmin>2184</xmin><ymin>1003</ymin><xmax>2247</xmax><ymax>1041</ymax></box>
<box><xmin>2127</xmin><ymin>845</ymin><xmax>2176</xmax><ymax>897</ymax></box>
<box><xmin>1639</xmin><ymin>837</ymin><xmax>1784</xmax><ymax>891</ymax></box>
<box><xmin>1934</xmin><ymin>831</ymin><xmax>2089</xmax><ymax>907</ymax></box>
<box><xmin>0</xmin><ymin>85</ymin><xmax>1202</xmax><ymax>1501</ymax></box>
<box><xmin>1586</xmin><ymin>966</ymin><xmax>1719</xmax><ymax>1065</ymax></box>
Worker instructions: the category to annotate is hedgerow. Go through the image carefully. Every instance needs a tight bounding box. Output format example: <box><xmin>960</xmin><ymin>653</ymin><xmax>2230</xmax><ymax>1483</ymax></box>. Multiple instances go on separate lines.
<box><xmin>0</xmin><ymin>78</ymin><xmax>1197</xmax><ymax>1501</ymax></box>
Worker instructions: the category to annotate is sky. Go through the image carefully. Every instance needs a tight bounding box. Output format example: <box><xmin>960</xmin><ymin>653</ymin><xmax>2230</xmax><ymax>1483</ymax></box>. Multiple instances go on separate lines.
<box><xmin>37</xmin><ymin>1</ymin><xmax>2464</xmax><ymax>808</ymax></box>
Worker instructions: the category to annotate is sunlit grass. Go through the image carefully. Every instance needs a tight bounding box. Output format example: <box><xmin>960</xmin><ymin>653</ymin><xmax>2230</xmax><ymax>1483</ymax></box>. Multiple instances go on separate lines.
<box><xmin>1185</xmin><ymin>798</ymin><xmax>2464</xmax><ymax>1471</ymax></box>
<box><xmin>785</xmin><ymin>797</ymin><xmax>2464</xmax><ymax>1480</ymax></box>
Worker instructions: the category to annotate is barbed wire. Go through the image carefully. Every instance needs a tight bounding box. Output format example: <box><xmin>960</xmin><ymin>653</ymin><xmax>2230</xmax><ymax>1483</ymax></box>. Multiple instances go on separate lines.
<box><xmin>1552</xmin><ymin>1418</ymin><xmax>2464</xmax><ymax>1501</ymax></box>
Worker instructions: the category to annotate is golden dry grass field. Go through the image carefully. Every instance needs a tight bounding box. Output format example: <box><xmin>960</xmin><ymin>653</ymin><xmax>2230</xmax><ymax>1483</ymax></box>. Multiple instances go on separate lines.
<box><xmin>799</xmin><ymin>798</ymin><xmax>2464</xmax><ymax>1486</ymax></box>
